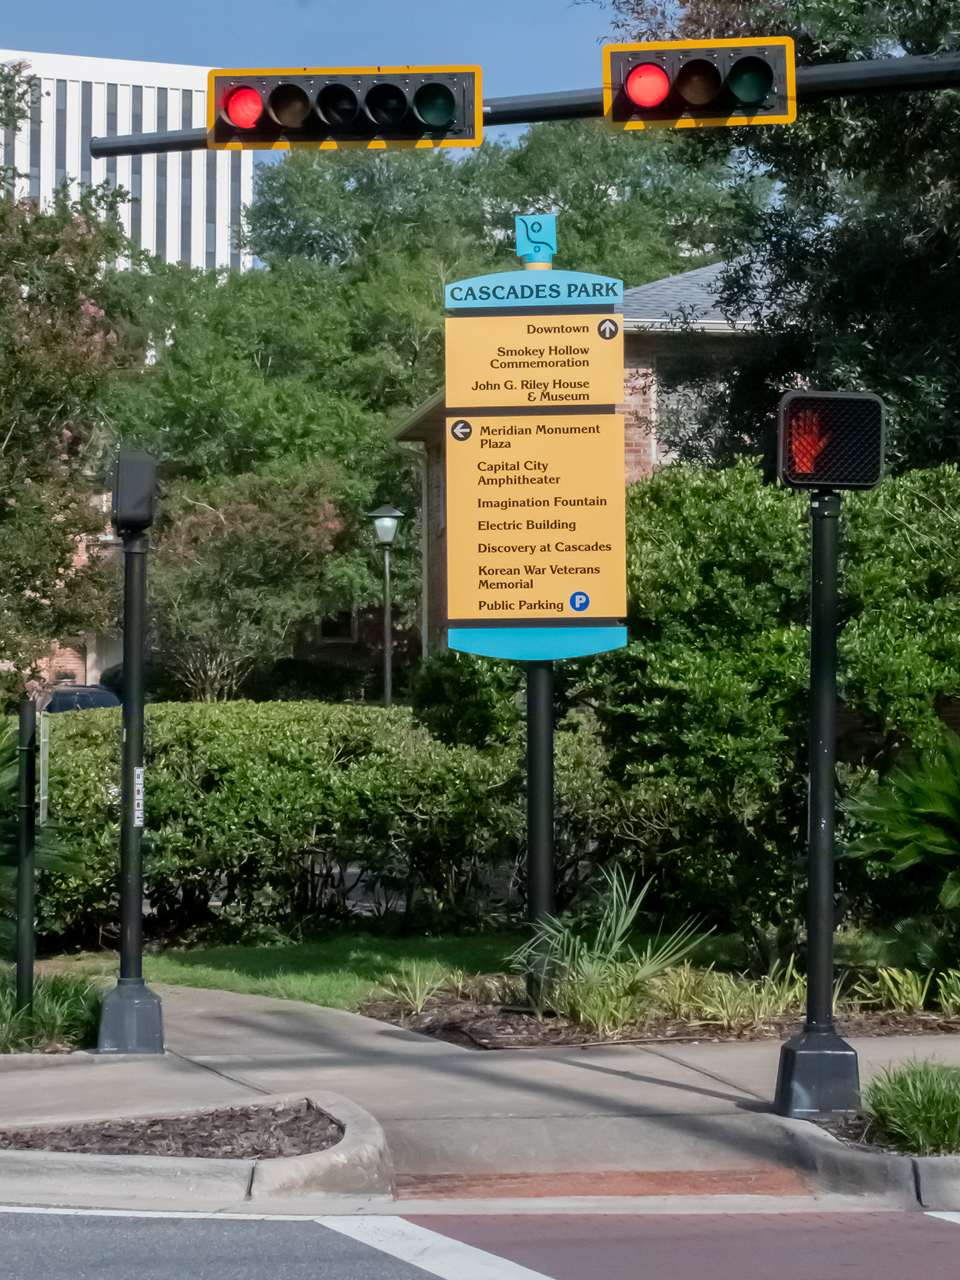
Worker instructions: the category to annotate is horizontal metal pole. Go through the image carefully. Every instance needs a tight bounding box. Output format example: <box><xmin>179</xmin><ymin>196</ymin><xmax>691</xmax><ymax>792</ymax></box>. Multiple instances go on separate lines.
<box><xmin>89</xmin><ymin>52</ymin><xmax>960</xmax><ymax>157</ymax></box>
<box><xmin>90</xmin><ymin>128</ymin><xmax>208</xmax><ymax>157</ymax></box>
<box><xmin>798</xmin><ymin>50</ymin><xmax>960</xmax><ymax>97</ymax></box>
<box><xmin>484</xmin><ymin>86</ymin><xmax>604</xmax><ymax>124</ymax></box>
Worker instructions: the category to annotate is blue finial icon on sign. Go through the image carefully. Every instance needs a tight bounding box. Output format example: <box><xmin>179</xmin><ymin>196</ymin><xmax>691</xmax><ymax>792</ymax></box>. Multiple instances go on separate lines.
<box><xmin>515</xmin><ymin>214</ymin><xmax>557</xmax><ymax>263</ymax></box>
<box><xmin>570</xmin><ymin>592</ymin><xmax>590</xmax><ymax>612</ymax></box>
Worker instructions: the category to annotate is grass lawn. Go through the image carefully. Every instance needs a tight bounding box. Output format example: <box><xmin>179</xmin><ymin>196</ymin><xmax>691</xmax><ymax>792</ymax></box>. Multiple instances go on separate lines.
<box><xmin>37</xmin><ymin>931</ymin><xmax>527</xmax><ymax>1011</ymax></box>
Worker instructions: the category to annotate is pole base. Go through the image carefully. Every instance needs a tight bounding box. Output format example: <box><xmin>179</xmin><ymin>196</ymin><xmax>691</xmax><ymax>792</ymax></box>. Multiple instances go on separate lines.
<box><xmin>774</xmin><ymin>1025</ymin><xmax>859</xmax><ymax>1118</ymax></box>
<box><xmin>97</xmin><ymin>979</ymin><xmax>164</xmax><ymax>1054</ymax></box>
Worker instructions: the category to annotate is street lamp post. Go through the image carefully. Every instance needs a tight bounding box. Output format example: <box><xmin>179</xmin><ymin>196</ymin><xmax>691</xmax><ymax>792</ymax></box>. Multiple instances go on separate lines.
<box><xmin>369</xmin><ymin>505</ymin><xmax>403</xmax><ymax>707</ymax></box>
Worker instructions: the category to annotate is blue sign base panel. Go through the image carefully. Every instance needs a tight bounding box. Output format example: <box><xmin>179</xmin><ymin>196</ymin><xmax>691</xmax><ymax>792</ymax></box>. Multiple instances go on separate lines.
<box><xmin>448</xmin><ymin>627</ymin><xmax>627</xmax><ymax>660</ymax></box>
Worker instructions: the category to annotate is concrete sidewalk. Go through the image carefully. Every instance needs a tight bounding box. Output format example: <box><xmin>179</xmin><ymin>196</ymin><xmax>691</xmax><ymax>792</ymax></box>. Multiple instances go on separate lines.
<box><xmin>2</xmin><ymin>984</ymin><xmax>959</xmax><ymax>1203</ymax></box>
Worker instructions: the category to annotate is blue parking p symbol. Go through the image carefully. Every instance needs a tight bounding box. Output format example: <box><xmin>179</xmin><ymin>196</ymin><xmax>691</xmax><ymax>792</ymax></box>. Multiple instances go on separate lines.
<box><xmin>570</xmin><ymin>592</ymin><xmax>590</xmax><ymax>612</ymax></box>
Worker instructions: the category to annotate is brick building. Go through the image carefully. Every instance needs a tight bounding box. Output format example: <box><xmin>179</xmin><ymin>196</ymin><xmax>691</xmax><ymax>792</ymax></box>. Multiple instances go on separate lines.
<box><xmin>392</xmin><ymin>261</ymin><xmax>753</xmax><ymax>653</ymax></box>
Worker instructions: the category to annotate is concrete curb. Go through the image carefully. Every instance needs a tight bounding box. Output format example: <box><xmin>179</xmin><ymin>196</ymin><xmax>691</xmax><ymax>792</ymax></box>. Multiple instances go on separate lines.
<box><xmin>0</xmin><ymin>1090</ymin><xmax>394</xmax><ymax>1207</ymax></box>
<box><xmin>250</xmin><ymin>1091</ymin><xmax>395</xmax><ymax>1199</ymax></box>
<box><xmin>776</xmin><ymin>1116</ymin><xmax>960</xmax><ymax>1209</ymax></box>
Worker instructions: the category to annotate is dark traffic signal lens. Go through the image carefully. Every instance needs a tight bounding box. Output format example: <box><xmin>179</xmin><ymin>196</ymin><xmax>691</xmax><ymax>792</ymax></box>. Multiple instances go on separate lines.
<box><xmin>675</xmin><ymin>59</ymin><xmax>722</xmax><ymax>105</ymax></box>
<box><xmin>317</xmin><ymin>84</ymin><xmax>359</xmax><ymax>127</ymax></box>
<box><xmin>625</xmin><ymin>63</ymin><xmax>670</xmax><ymax>108</ymax></box>
<box><xmin>268</xmin><ymin>84</ymin><xmax>311</xmax><ymax>128</ymax></box>
<box><xmin>364</xmin><ymin>83</ymin><xmax>407</xmax><ymax>128</ymax></box>
<box><xmin>413</xmin><ymin>82</ymin><xmax>456</xmax><ymax>128</ymax></box>
<box><xmin>728</xmin><ymin>56</ymin><xmax>774</xmax><ymax>104</ymax></box>
<box><xmin>224</xmin><ymin>86</ymin><xmax>263</xmax><ymax>129</ymax></box>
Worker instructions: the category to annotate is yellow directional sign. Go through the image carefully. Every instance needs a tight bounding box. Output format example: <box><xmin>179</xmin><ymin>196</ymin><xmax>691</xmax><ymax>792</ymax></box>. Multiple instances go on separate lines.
<box><xmin>445</xmin><ymin>414</ymin><xmax>627</xmax><ymax>625</ymax></box>
<box><xmin>445</xmin><ymin>314</ymin><xmax>624</xmax><ymax>411</ymax></box>
<box><xmin>443</xmin><ymin>266</ymin><xmax>627</xmax><ymax>660</ymax></box>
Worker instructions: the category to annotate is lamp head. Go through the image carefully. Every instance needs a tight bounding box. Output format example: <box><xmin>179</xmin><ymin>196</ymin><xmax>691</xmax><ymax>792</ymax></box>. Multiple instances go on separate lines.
<box><xmin>369</xmin><ymin>504</ymin><xmax>404</xmax><ymax>544</ymax></box>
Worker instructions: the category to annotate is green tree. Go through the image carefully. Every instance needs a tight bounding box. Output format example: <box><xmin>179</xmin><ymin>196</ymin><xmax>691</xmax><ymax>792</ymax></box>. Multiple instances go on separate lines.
<box><xmin>0</xmin><ymin>63</ymin><xmax>128</xmax><ymax>703</ymax></box>
<box><xmin>149</xmin><ymin>461</ymin><xmax>392</xmax><ymax>700</ymax></box>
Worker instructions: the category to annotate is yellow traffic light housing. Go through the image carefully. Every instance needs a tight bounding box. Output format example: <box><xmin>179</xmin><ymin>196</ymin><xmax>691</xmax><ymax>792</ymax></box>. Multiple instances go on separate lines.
<box><xmin>207</xmin><ymin>65</ymin><xmax>483</xmax><ymax>150</ymax></box>
<box><xmin>603</xmin><ymin>37</ymin><xmax>796</xmax><ymax>129</ymax></box>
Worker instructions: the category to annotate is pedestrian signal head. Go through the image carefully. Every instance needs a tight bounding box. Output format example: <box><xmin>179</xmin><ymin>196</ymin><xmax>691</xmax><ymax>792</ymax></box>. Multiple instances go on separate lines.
<box><xmin>112</xmin><ymin>449</ymin><xmax>157</xmax><ymax>533</ymax></box>
<box><xmin>208</xmin><ymin>66</ymin><xmax>482</xmax><ymax>149</ymax></box>
<box><xmin>778</xmin><ymin>391</ymin><xmax>885</xmax><ymax>491</ymax></box>
<box><xmin>604</xmin><ymin>38</ymin><xmax>796</xmax><ymax>129</ymax></box>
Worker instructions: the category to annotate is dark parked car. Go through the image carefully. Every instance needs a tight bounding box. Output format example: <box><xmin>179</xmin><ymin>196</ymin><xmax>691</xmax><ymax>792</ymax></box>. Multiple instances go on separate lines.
<box><xmin>45</xmin><ymin>685</ymin><xmax>121</xmax><ymax>713</ymax></box>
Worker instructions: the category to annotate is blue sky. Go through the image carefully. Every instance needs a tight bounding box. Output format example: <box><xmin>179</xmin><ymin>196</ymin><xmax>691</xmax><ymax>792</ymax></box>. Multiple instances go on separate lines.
<box><xmin>2</xmin><ymin>0</ymin><xmax>614</xmax><ymax>100</ymax></box>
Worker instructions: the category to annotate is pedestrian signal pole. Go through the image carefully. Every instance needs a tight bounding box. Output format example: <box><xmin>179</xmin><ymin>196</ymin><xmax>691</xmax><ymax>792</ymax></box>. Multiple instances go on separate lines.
<box><xmin>16</xmin><ymin>698</ymin><xmax>37</xmax><ymax>1012</ymax></box>
<box><xmin>98</xmin><ymin>449</ymin><xmax>164</xmax><ymax>1055</ymax></box>
<box><xmin>774</xmin><ymin>391</ymin><xmax>885</xmax><ymax>1117</ymax></box>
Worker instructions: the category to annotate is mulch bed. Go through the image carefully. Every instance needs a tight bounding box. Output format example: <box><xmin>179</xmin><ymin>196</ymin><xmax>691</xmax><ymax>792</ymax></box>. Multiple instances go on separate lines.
<box><xmin>361</xmin><ymin>992</ymin><xmax>960</xmax><ymax>1050</ymax></box>
<box><xmin>0</xmin><ymin>1099</ymin><xmax>343</xmax><ymax>1159</ymax></box>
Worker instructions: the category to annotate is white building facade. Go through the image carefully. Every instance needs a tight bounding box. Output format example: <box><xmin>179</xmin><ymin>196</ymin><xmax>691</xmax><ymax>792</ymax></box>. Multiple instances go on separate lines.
<box><xmin>1</xmin><ymin>48</ymin><xmax>254</xmax><ymax>270</ymax></box>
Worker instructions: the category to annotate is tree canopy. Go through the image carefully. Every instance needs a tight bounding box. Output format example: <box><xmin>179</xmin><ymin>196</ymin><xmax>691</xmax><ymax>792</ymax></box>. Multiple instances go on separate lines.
<box><xmin>608</xmin><ymin>0</ymin><xmax>960</xmax><ymax>471</ymax></box>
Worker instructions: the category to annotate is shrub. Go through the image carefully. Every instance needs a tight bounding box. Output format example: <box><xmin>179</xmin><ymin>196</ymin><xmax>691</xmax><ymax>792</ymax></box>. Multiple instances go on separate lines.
<box><xmin>862</xmin><ymin>1061</ymin><xmax>960</xmax><ymax>1155</ymax></box>
<box><xmin>0</xmin><ymin>973</ymin><xmax>102</xmax><ymax>1053</ymax></box>
<box><xmin>41</xmin><ymin>701</ymin><xmax>521</xmax><ymax>945</ymax></box>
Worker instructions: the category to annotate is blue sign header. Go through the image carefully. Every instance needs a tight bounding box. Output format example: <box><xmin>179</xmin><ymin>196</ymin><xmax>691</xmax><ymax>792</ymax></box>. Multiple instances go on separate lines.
<box><xmin>445</xmin><ymin>270</ymin><xmax>623</xmax><ymax>310</ymax></box>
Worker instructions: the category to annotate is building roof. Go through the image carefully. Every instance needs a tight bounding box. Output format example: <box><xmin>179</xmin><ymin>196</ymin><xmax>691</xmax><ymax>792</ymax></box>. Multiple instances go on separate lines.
<box><xmin>393</xmin><ymin>261</ymin><xmax>751</xmax><ymax>443</ymax></box>
<box><xmin>622</xmin><ymin>261</ymin><xmax>749</xmax><ymax>334</ymax></box>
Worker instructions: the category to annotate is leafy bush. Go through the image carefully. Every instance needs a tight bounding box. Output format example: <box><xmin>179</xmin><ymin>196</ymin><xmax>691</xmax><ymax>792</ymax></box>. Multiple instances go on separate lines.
<box><xmin>578</xmin><ymin>461</ymin><xmax>960</xmax><ymax>960</ymax></box>
<box><xmin>863</xmin><ymin>1061</ymin><xmax>960</xmax><ymax>1156</ymax></box>
<box><xmin>0</xmin><ymin>973</ymin><xmax>102</xmax><ymax>1053</ymax></box>
<box><xmin>41</xmin><ymin>701</ymin><xmax>521</xmax><ymax>945</ymax></box>
<box><xmin>411</xmin><ymin>651</ymin><xmax>520</xmax><ymax>750</ymax></box>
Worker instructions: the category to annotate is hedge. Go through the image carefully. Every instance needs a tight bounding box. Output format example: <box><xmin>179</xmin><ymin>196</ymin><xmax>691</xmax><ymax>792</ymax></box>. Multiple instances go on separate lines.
<box><xmin>41</xmin><ymin>701</ymin><xmax>521</xmax><ymax>944</ymax></box>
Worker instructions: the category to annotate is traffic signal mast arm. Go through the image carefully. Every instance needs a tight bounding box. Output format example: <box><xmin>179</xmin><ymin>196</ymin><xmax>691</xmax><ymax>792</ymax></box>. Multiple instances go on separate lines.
<box><xmin>89</xmin><ymin>49</ymin><xmax>960</xmax><ymax>157</ymax></box>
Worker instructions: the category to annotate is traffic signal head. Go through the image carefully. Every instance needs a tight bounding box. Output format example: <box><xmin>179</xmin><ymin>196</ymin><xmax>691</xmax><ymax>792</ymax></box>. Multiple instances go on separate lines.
<box><xmin>112</xmin><ymin>449</ymin><xmax>156</xmax><ymax>533</ymax></box>
<box><xmin>603</xmin><ymin>38</ymin><xmax>796</xmax><ymax>129</ymax></box>
<box><xmin>208</xmin><ymin>66</ymin><xmax>482</xmax><ymax>149</ymax></box>
<box><xmin>778</xmin><ymin>391</ymin><xmax>885</xmax><ymax>490</ymax></box>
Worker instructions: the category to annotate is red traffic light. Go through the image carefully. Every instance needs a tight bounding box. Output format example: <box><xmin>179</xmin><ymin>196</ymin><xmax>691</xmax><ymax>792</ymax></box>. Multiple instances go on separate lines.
<box><xmin>778</xmin><ymin>391</ymin><xmax>885</xmax><ymax>491</ymax></box>
<box><xmin>209</xmin><ymin>66</ymin><xmax>482</xmax><ymax>150</ymax></box>
<box><xmin>224</xmin><ymin>86</ymin><xmax>263</xmax><ymax>129</ymax></box>
<box><xmin>604</xmin><ymin>38</ymin><xmax>796</xmax><ymax>129</ymax></box>
<box><xmin>625</xmin><ymin>64</ymin><xmax>670</xmax><ymax>108</ymax></box>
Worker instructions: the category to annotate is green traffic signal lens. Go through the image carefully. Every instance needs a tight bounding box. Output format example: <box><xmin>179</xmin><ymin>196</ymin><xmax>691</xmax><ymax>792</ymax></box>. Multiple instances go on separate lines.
<box><xmin>268</xmin><ymin>84</ymin><xmax>311</xmax><ymax>128</ymax></box>
<box><xmin>317</xmin><ymin>84</ymin><xmax>360</xmax><ymax>127</ymax></box>
<box><xmin>727</xmin><ymin>56</ymin><xmax>774</xmax><ymax>105</ymax></box>
<box><xmin>674</xmin><ymin>59</ymin><xmax>722</xmax><ymax>105</ymax></box>
<box><xmin>364</xmin><ymin>83</ymin><xmax>408</xmax><ymax>129</ymax></box>
<box><xmin>412</xmin><ymin>82</ymin><xmax>456</xmax><ymax>129</ymax></box>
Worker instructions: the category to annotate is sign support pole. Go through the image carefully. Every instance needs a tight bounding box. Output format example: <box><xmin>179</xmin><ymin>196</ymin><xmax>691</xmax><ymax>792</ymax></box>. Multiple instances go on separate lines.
<box><xmin>775</xmin><ymin>490</ymin><xmax>858</xmax><ymax>1115</ymax></box>
<box><xmin>98</xmin><ymin>528</ymin><xmax>163</xmax><ymax>1054</ymax></box>
<box><xmin>526</xmin><ymin>659</ymin><xmax>556</xmax><ymax>924</ymax></box>
<box><xmin>16</xmin><ymin>698</ymin><xmax>36</xmax><ymax>1013</ymax></box>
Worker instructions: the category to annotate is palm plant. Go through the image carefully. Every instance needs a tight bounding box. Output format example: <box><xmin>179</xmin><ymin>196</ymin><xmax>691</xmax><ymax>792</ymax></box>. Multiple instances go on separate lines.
<box><xmin>510</xmin><ymin>866</ymin><xmax>705</xmax><ymax>1035</ymax></box>
<box><xmin>845</xmin><ymin>732</ymin><xmax>960</xmax><ymax>911</ymax></box>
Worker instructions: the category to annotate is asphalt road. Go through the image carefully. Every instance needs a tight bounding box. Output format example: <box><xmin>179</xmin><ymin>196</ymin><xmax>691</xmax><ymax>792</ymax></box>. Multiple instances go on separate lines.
<box><xmin>2</xmin><ymin>1209</ymin><xmax>960</xmax><ymax>1279</ymax></box>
